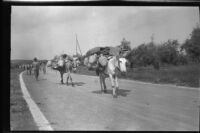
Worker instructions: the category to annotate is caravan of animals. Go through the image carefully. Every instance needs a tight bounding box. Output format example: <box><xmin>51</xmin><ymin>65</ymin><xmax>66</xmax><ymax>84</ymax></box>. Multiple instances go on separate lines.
<box><xmin>15</xmin><ymin>37</ymin><xmax>130</xmax><ymax>98</ymax></box>
<box><xmin>13</xmin><ymin>35</ymin><xmax>200</xmax><ymax>98</ymax></box>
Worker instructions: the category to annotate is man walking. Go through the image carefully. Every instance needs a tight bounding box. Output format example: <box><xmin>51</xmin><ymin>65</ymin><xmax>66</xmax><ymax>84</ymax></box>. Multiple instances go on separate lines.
<box><xmin>41</xmin><ymin>61</ymin><xmax>46</xmax><ymax>74</ymax></box>
<box><xmin>32</xmin><ymin>57</ymin><xmax>40</xmax><ymax>81</ymax></box>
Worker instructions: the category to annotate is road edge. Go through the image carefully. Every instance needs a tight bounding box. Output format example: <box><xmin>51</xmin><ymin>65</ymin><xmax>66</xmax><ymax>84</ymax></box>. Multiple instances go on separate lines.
<box><xmin>19</xmin><ymin>71</ymin><xmax>53</xmax><ymax>131</ymax></box>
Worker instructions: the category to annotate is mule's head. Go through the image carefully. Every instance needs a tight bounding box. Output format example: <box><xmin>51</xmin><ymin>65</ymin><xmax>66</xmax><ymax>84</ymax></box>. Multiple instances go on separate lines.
<box><xmin>72</xmin><ymin>59</ymin><xmax>80</xmax><ymax>72</ymax></box>
<box><xmin>118</xmin><ymin>57</ymin><xmax>128</xmax><ymax>73</ymax></box>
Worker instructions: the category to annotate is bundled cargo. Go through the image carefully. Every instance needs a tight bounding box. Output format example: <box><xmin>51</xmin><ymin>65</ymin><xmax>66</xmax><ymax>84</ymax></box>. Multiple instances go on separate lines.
<box><xmin>84</xmin><ymin>46</ymin><xmax>122</xmax><ymax>71</ymax></box>
<box><xmin>58</xmin><ymin>59</ymin><xmax>64</xmax><ymax>67</ymax></box>
<box><xmin>62</xmin><ymin>54</ymin><xmax>73</xmax><ymax>62</ymax></box>
<box><xmin>88</xmin><ymin>54</ymin><xmax>97</xmax><ymax>64</ymax></box>
<box><xmin>98</xmin><ymin>55</ymin><xmax>108</xmax><ymax>67</ymax></box>
<box><xmin>84</xmin><ymin>54</ymin><xmax>99</xmax><ymax>71</ymax></box>
<box><xmin>86</xmin><ymin>47</ymin><xmax>101</xmax><ymax>57</ymax></box>
<box><xmin>84</xmin><ymin>57</ymin><xmax>89</xmax><ymax>66</ymax></box>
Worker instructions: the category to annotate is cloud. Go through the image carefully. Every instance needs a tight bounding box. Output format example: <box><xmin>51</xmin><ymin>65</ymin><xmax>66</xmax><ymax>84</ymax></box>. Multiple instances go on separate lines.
<box><xmin>11</xmin><ymin>6</ymin><xmax>199</xmax><ymax>59</ymax></box>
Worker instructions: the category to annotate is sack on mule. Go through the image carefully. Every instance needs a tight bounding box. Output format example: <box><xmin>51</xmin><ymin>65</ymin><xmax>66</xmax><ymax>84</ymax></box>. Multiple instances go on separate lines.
<box><xmin>58</xmin><ymin>59</ymin><xmax>64</xmax><ymax>67</ymax></box>
<box><xmin>84</xmin><ymin>57</ymin><xmax>89</xmax><ymax>66</ymax></box>
<box><xmin>98</xmin><ymin>55</ymin><xmax>107</xmax><ymax>66</ymax></box>
<box><xmin>89</xmin><ymin>54</ymin><xmax>97</xmax><ymax>64</ymax></box>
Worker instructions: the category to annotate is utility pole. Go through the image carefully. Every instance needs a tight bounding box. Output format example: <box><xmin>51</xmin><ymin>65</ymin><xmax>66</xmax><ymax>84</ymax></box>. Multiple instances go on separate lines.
<box><xmin>75</xmin><ymin>34</ymin><xmax>82</xmax><ymax>56</ymax></box>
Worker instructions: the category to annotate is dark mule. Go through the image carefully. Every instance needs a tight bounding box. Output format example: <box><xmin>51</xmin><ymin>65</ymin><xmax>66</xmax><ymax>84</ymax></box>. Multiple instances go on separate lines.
<box><xmin>48</xmin><ymin>59</ymin><xmax>79</xmax><ymax>86</ymax></box>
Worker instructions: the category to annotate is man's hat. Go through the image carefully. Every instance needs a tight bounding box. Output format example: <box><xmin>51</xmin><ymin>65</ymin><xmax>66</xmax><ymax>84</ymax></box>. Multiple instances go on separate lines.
<box><xmin>33</xmin><ymin>57</ymin><xmax>38</xmax><ymax>61</ymax></box>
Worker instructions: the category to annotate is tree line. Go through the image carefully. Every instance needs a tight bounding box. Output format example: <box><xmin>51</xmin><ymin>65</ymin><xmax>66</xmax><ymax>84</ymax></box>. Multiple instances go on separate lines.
<box><xmin>123</xmin><ymin>26</ymin><xmax>200</xmax><ymax>70</ymax></box>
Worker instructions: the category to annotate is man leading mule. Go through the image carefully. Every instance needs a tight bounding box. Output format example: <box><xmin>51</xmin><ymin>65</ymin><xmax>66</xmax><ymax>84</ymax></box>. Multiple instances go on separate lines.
<box><xmin>47</xmin><ymin>54</ymin><xmax>79</xmax><ymax>86</ymax></box>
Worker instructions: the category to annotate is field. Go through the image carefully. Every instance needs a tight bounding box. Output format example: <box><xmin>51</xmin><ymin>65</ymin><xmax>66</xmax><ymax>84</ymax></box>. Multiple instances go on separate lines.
<box><xmin>10</xmin><ymin>68</ymin><xmax>38</xmax><ymax>130</ymax></box>
<box><xmin>76</xmin><ymin>64</ymin><xmax>200</xmax><ymax>88</ymax></box>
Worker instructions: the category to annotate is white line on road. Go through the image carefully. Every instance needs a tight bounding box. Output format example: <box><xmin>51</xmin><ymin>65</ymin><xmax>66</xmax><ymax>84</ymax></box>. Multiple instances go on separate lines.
<box><xmin>19</xmin><ymin>71</ymin><xmax>53</xmax><ymax>131</ymax></box>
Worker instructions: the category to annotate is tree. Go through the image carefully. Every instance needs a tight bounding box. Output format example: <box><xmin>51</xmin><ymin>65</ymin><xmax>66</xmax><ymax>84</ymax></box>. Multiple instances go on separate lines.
<box><xmin>181</xmin><ymin>26</ymin><xmax>200</xmax><ymax>63</ymax></box>
<box><xmin>118</xmin><ymin>38</ymin><xmax>131</xmax><ymax>51</ymax></box>
<box><xmin>127</xmin><ymin>42</ymin><xmax>160</xmax><ymax>69</ymax></box>
<box><xmin>157</xmin><ymin>40</ymin><xmax>180</xmax><ymax>65</ymax></box>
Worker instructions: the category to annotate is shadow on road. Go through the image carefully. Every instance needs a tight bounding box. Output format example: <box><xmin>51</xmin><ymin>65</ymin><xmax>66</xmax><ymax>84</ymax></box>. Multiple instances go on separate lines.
<box><xmin>66</xmin><ymin>82</ymin><xmax>86</xmax><ymax>87</ymax></box>
<box><xmin>55</xmin><ymin>82</ymin><xmax>85</xmax><ymax>87</ymax></box>
<box><xmin>92</xmin><ymin>89</ymin><xmax>131</xmax><ymax>97</ymax></box>
<box><xmin>38</xmin><ymin>78</ymin><xmax>47</xmax><ymax>81</ymax></box>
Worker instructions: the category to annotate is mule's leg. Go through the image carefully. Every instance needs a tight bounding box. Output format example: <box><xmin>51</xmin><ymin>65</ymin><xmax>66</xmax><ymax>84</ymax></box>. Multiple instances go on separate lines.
<box><xmin>99</xmin><ymin>74</ymin><xmax>104</xmax><ymax>93</ymax></box>
<box><xmin>114</xmin><ymin>75</ymin><xmax>119</xmax><ymax>96</ymax></box>
<box><xmin>102</xmin><ymin>75</ymin><xmax>107</xmax><ymax>93</ymax></box>
<box><xmin>60</xmin><ymin>72</ymin><xmax>64</xmax><ymax>84</ymax></box>
<box><xmin>69</xmin><ymin>72</ymin><xmax>74</xmax><ymax>87</ymax></box>
<box><xmin>66</xmin><ymin>73</ymin><xmax>69</xmax><ymax>85</ymax></box>
<box><xmin>109</xmin><ymin>74</ymin><xmax>116</xmax><ymax>97</ymax></box>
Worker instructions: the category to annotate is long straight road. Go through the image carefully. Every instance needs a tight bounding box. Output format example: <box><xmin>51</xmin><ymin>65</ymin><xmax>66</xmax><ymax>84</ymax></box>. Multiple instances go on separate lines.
<box><xmin>22</xmin><ymin>68</ymin><xmax>199</xmax><ymax>131</ymax></box>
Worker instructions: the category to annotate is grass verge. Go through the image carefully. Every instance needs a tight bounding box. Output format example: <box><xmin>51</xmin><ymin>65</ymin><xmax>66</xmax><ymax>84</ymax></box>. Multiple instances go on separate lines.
<box><xmin>76</xmin><ymin>64</ymin><xmax>200</xmax><ymax>88</ymax></box>
<box><xmin>10</xmin><ymin>68</ymin><xmax>38</xmax><ymax>130</ymax></box>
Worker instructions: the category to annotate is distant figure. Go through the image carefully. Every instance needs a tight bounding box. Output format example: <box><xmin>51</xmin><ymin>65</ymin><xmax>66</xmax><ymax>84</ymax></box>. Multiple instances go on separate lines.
<box><xmin>41</xmin><ymin>62</ymin><xmax>46</xmax><ymax>74</ymax></box>
<box><xmin>23</xmin><ymin>64</ymin><xmax>26</xmax><ymax>70</ymax></box>
<box><xmin>27</xmin><ymin>64</ymin><xmax>33</xmax><ymax>75</ymax></box>
<box><xmin>32</xmin><ymin>57</ymin><xmax>40</xmax><ymax>81</ymax></box>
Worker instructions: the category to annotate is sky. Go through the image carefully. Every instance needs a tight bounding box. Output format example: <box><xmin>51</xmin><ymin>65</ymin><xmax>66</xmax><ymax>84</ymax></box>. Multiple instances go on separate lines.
<box><xmin>11</xmin><ymin>6</ymin><xmax>199</xmax><ymax>60</ymax></box>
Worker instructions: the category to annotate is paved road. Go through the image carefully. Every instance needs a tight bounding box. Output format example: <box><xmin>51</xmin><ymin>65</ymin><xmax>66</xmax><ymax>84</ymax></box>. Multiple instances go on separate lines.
<box><xmin>23</xmin><ymin>68</ymin><xmax>199</xmax><ymax>131</ymax></box>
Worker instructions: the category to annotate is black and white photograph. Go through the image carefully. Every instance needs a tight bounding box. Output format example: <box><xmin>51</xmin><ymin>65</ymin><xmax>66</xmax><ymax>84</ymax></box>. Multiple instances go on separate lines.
<box><xmin>10</xmin><ymin>5</ymin><xmax>200</xmax><ymax>131</ymax></box>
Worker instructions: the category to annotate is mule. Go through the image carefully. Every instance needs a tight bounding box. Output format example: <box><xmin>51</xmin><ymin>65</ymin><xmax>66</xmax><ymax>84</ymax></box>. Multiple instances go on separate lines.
<box><xmin>47</xmin><ymin>59</ymin><xmax>79</xmax><ymax>86</ymax></box>
<box><xmin>96</xmin><ymin>56</ymin><xmax>127</xmax><ymax>98</ymax></box>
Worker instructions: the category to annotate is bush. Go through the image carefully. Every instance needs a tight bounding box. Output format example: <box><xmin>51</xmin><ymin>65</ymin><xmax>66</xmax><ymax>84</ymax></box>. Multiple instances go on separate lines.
<box><xmin>181</xmin><ymin>26</ymin><xmax>200</xmax><ymax>63</ymax></box>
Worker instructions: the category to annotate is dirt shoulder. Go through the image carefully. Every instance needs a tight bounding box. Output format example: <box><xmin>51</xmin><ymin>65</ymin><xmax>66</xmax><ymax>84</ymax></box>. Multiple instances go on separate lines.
<box><xmin>10</xmin><ymin>69</ymin><xmax>38</xmax><ymax>130</ymax></box>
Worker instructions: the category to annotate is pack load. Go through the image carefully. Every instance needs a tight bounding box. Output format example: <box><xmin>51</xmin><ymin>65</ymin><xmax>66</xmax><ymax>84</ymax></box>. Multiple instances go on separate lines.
<box><xmin>84</xmin><ymin>46</ymin><xmax>120</xmax><ymax>70</ymax></box>
<box><xmin>51</xmin><ymin>53</ymin><xmax>74</xmax><ymax>68</ymax></box>
<box><xmin>88</xmin><ymin>46</ymin><xmax>120</xmax><ymax>56</ymax></box>
<box><xmin>88</xmin><ymin>54</ymin><xmax>97</xmax><ymax>64</ymax></box>
<box><xmin>84</xmin><ymin>46</ymin><xmax>129</xmax><ymax>71</ymax></box>
<box><xmin>62</xmin><ymin>54</ymin><xmax>73</xmax><ymax>62</ymax></box>
<box><xmin>86</xmin><ymin>47</ymin><xmax>101</xmax><ymax>57</ymax></box>
<box><xmin>58</xmin><ymin>59</ymin><xmax>64</xmax><ymax>67</ymax></box>
<box><xmin>84</xmin><ymin>55</ymin><xmax>98</xmax><ymax>70</ymax></box>
<box><xmin>98</xmin><ymin>55</ymin><xmax>107</xmax><ymax>66</ymax></box>
<box><xmin>84</xmin><ymin>57</ymin><xmax>89</xmax><ymax>66</ymax></box>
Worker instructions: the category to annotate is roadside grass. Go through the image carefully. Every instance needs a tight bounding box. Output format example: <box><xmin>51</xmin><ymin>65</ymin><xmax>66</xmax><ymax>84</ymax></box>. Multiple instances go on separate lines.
<box><xmin>10</xmin><ymin>68</ymin><xmax>38</xmax><ymax>130</ymax></box>
<box><xmin>76</xmin><ymin>64</ymin><xmax>200</xmax><ymax>88</ymax></box>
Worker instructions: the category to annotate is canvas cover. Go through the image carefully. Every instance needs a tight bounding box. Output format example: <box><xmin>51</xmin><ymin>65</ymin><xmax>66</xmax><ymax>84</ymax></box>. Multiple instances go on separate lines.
<box><xmin>86</xmin><ymin>46</ymin><xmax>120</xmax><ymax>57</ymax></box>
<box><xmin>86</xmin><ymin>47</ymin><xmax>101</xmax><ymax>57</ymax></box>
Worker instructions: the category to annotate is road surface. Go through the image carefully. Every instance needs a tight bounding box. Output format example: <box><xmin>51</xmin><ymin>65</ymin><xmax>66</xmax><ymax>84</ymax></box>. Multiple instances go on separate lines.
<box><xmin>22</xmin><ymin>68</ymin><xmax>199</xmax><ymax>131</ymax></box>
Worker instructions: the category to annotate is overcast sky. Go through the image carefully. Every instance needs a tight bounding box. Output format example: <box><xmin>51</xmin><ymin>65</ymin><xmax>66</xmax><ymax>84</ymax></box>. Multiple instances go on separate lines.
<box><xmin>11</xmin><ymin>6</ymin><xmax>199</xmax><ymax>60</ymax></box>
